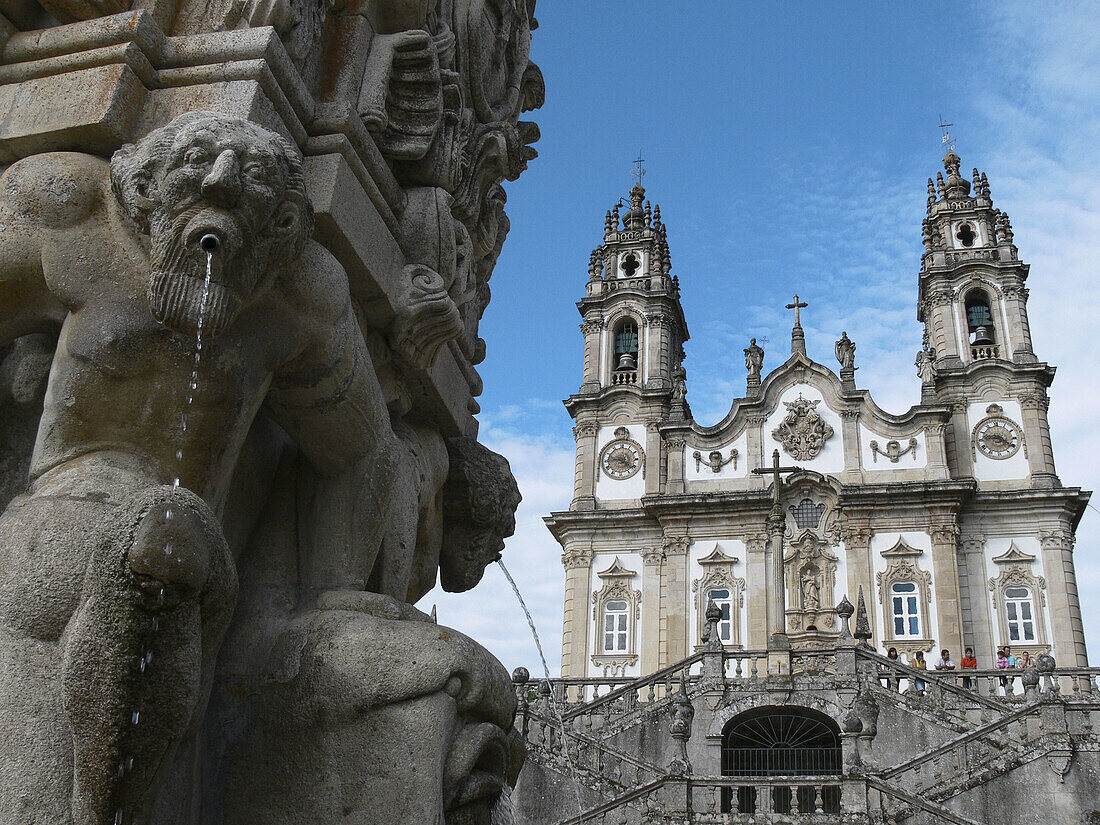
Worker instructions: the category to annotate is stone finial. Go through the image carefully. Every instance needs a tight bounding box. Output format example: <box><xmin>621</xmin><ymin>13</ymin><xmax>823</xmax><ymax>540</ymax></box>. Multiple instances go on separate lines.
<box><xmin>511</xmin><ymin>666</ymin><xmax>530</xmax><ymax>684</ymax></box>
<box><xmin>653</xmin><ymin>204</ymin><xmax>662</xmax><ymax>229</ymax></box>
<box><xmin>936</xmin><ymin>171</ymin><xmax>946</xmax><ymax>197</ymax></box>
<box><xmin>644</xmin><ymin>200</ymin><xmax>652</xmax><ymax>227</ymax></box>
<box><xmin>926</xmin><ymin>177</ymin><xmax>936</xmax><ymax>210</ymax></box>
<box><xmin>604</xmin><ymin>209</ymin><xmax>613</xmax><ymax>234</ymax></box>
<box><xmin>854</xmin><ymin>586</ymin><xmax>872</xmax><ymax>644</ymax></box>
<box><xmin>836</xmin><ymin>595</ymin><xmax>854</xmax><ymax>638</ymax></box>
<box><xmin>702</xmin><ymin>599</ymin><xmax>723</xmax><ymax>650</ymax></box>
<box><xmin>972</xmin><ymin>167</ymin><xmax>982</xmax><ymax>191</ymax></box>
<box><xmin>980</xmin><ymin>172</ymin><xmax>990</xmax><ymax>198</ymax></box>
<box><xmin>942</xmin><ymin>150</ymin><xmax>971</xmax><ymax>199</ymax></box>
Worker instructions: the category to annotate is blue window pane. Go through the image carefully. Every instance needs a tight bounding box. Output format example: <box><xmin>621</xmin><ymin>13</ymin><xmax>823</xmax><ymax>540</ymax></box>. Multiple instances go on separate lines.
<box><xmin>908</xmin><ymin>617</ymin><xmax>919</xmax><ymax>636</ymax></box>
<box><xmin>894</xmin><ymin>617</ymin><xmax>904</xmax><ymax>635</ymax></box>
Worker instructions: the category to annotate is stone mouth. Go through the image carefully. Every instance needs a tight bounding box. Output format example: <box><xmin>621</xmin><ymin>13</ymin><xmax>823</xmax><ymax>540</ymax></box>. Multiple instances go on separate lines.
<box><xmin>445</xmin><ymin>729</ymin><xmax>508</xmax><ymax>823</ymax></box>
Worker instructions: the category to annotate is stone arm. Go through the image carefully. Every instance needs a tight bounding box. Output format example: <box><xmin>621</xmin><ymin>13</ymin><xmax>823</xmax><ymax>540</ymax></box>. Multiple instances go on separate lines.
<box><xmin>265</xmin><ymin>240</ymin><xmax>411</xmax><ymax>594</ymax></box>
<box><xmin>0</xmin><ymin>152</ymin><xmax>92</xmax><ymax>343</ymax></box>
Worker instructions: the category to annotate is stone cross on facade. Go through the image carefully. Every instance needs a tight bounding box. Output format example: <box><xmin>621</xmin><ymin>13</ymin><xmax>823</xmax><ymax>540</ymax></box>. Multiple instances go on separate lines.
<box><xmin>753</xmin><ymin>449</ymin><xmax>802</xmax><ymax>651</ymax></box>
<box><xmin>786</xmin><ymin>294</ymin><xmax>808</xmax><ymax>355</ymax></box>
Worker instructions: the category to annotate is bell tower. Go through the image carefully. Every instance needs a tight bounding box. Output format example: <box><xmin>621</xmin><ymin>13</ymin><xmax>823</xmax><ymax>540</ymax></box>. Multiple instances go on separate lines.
<box><xmin>916</xmin><ymin>149</ymin><xmax>1059</xmax><ymax>487</ymax></box>
<box><xmin>565</xmin><ymin>181</ymin><xmax>689</xmax><ymax>509</ymax></box>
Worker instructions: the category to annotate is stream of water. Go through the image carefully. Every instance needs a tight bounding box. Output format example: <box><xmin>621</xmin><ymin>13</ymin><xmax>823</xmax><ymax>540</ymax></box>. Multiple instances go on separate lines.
<box><xmin>496</xmin><ymin>559</ymin><xmax>585</xmax><ymax>824</ymax></box>
<box><xmin>116</xmin><ymin>252</ymin><xmax>214</xmax><ymax>825</ymax></box>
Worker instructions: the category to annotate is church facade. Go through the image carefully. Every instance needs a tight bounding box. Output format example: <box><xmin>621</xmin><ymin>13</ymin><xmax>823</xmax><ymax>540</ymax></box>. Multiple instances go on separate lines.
<box><xmin>546</xmin><ymin>150</ymin><xmax>1090</xmax><ymax>680</ymax></box>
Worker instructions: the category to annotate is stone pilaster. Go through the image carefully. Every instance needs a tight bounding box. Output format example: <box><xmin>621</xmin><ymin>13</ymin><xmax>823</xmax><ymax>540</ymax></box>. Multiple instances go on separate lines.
<box><xmin>744</xmin><ymin>532</ymin><xmax>769</xmax><ymax>649</ymax></box>
<box><xmin>579</xmin><ymin>316</ymin><xmax>604</xmax><ymax>390</ymax></box>
<box><xmin>1039</xmin><ymin>529</ymin><xmax>1088</xmax><ymax>666</ymax></box>
<box><xmin>840</xmin><ymin>524</ymin><xmax>874</xmax><ymax>643</ymax></box>
<box><xmin>644</xmin><ymin>314</ymin><xmax>672</xmax><ymax>389</ymax></box>
<box><xmin>959</xmin><ymin>534</ymin><xmax>994</xmax><ymax>666</ymax></box>
<box><xmin>746</xmin><ymin>414</ymin><xmax>767</xmax><ymax>475</ymax></box>
<box><xmin>665</xmin><ymin>436</ymin><xmax>686</xmax><ymax>494</ymax></box>
<box><xmin>560</xmin><ymin>547</ymin><xmax>593</xmax><ymax>678</ymax></box>
<box><xmin>838</xmin><ymin>409</ymin><xmax>861</xmax><ymax>476</ymax></box>
<box><xmin>947</xmin><ymin>401</ymin><xmax>974</xmax><ymax>478</ymax></box>
<box><xmin>1002</xmin><ymin>283</ymin><xmax>1034</xmax><ymax>359</ymax></box>
<box><xmin>929</xmin><ymin>520</ymin><xmax>964</xmax><ymax>657</ymax></box>
<box><xmin>661</xmin><ymin>536</ymin><xmax>690</xmax><ymax>666</ymax></box>
<box><xmin>927</xmin><ymin>287</ymin><xmax>959</xmax><ymax>362</ymax></box>
<box><xmin>645</xmin><ymin>420</ymin><xmax>662</xmax><ymax>495</ymax></box>
<box><xmin>1018</xmin><ymin>391</ymin><xmax>1058</xmax><ymax>488</ymax></box>
<box><xmin>571</xmin><ymin>419</ymin><xmax>599</xmax><ymax>509</ymax></box>
<box><xmin>926</xmin><ymin>422</ymin><xmax>950</xmax><ymax>476</ymax></box>
<box><xmin>639</xmin><ymin>546</ymin><xmax>665</xmax><ymax>673</ymax></box>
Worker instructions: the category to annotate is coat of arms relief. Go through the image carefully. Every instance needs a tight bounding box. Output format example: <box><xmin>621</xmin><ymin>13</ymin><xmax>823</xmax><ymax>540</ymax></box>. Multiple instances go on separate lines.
<box><xmin>772</xmin><ymin>394</ymin><xmax>835</xmax><ymax>460</ymax></box>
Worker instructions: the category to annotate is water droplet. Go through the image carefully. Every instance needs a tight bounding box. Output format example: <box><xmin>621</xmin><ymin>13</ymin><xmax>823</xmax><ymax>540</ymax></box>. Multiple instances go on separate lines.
<box><xmin>176</xmin><ymin>449</ymin><xmax>183</xmax><ymax>461</ymax></box>
<box><xmin>173</xmin><ymin>478</ymin><xmax>181</xmax><ymax>488</ymax></box>
<box><xmin>131</xmin><ymin>711</ymin><xmax>140</xmax><ymax>725</ymax></box>
<box><xmin>165</xmin><ymin>508</ymin><xmax>173</xmax><ymax>521</ymax></box>
<box><xmin>115</xmin><ymin>809</ymin><xmax>124</xmax><ymax>825</ymax></box>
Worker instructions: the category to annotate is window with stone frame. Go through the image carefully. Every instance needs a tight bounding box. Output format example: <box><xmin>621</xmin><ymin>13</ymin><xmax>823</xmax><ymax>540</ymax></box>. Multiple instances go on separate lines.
<box><xmin>691</xmin><ymin>544</ymin><xmax>745</xmax><ymax>649</ymax></box>
<box><xmin>789</xmin><ymin>498</ymin><xmax>826</xmax><ymax>531</ymax></box>
<box><xmin>602</xmin><ymin>600</ymin><xmax>629</xmax><ymax>652</ymax></box>
<box><xmin>890</xmin><ymin>581</ymin><xmax>921</xmax><ymax>638</ymax></box>
<box><xmin>988</xmin><ymin>543</ymin><xmax>1049</xmax><ymax>656</ymax></box>
<box><xmin>590</xmin><ymin>557</ymin><xmax>642</xmax><ymax>674</ymax></box>
<box><xmin>876</xmin><ymin>538</ymin><xmax>934</xmax><ymax>657</ymax></box>
<box><xmin>1004</xmin><ymin>586</ymin><xmax>1036</xmax><ymax>643</ymax></box>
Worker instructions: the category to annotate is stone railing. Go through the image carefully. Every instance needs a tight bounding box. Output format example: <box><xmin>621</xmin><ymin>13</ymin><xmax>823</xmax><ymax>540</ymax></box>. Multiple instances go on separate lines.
<box><xmin>970</xmin><ymin>343</ymin><xmax>998</xmax><ymax>360</ymax></box>
<box><xmin>859</xmin><ymin>648</ymin><xmax>1100</xmax><ymax>708</ymax></box>
<box><xmin>687</xmin><ymin>776</ymin><xmax>848</xmax><ymax>820</ymax></box>
<box><xmin>610</xmin><ymin>369</ymin><xmax>638</xmax><ymax>385</ymax></box>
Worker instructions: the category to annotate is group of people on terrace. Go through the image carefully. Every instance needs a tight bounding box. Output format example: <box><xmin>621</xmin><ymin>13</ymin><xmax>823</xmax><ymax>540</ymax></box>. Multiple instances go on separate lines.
<box><xmin>879</xmin><ymin>645</ymin><xmax>1034</xmax><ymax>695</ymax></box>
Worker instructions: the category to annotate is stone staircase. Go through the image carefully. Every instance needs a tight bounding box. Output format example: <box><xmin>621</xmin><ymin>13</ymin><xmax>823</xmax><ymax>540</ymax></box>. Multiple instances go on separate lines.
<box><xmin>513</xmin><ymin>644</ymin><xmax>1100</xmax><ymax>825</ymax></box>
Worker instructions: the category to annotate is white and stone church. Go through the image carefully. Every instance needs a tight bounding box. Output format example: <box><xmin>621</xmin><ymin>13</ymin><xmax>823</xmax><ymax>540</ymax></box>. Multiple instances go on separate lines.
<box><xmin>546</xmin><ymin>149</ymin><xmax>1089</xmax><ymax>681</ymax></box>
<box><xmin>512</xmin><ymin>150</ymin><xmax>1099</xmax><ymax>824</ymax></box>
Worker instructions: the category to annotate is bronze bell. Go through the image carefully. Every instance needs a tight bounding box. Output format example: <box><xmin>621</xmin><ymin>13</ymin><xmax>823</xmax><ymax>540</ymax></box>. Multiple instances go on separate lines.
<box><xmin>616</xmin><ymin>352</ymin><xmax>637</xmax><ymax>370</ymax></box>
<box><xmin>972</xmin><ymin>325</ymin><xmax>994</xmax><ymax>345</ymax></box>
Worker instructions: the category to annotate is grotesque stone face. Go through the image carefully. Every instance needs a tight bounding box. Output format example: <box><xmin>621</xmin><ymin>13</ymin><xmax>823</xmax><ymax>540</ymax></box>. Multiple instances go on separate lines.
<box><xmin>110</xmin><ymin>112</ymin><xmax>314</xmax><ymax>338</ymax></box>
<box><xmin>440</xmin><ymin>436</ymin><xmax>521</xmax><ymax>592</ymax></box>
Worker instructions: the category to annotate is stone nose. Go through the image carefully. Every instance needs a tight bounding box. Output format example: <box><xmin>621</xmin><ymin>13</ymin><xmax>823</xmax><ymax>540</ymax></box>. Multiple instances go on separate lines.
<box><xmin>201</xmin><ymin>149</ymin><xmax>242</xmax><ymax>206</ymax></box>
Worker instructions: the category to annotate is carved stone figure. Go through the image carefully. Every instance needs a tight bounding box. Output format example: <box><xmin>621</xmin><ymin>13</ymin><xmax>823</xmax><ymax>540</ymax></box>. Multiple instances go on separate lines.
<box><xmin>916</xmin><ymin>347</ymin><xmax>937</xmax><ymax>383</ymax></box>
<box><xmin>801</xmin><ymin>572</ymin><xmax>821</xmax><ymax>611</ymax></box>
<box><xmin>744</xmin><ymin>337</ymin><xmax>764</xmax><ymax>378</ymax></box>
<box><xmin>834</xmin><ymin>331</ymin><xmax>856</xmax><ymax>370</ymax></box>
<box><xmin>0</xmin><ymin>111</ymin><xmax>422</xmax><ymax>824</ymax></box>
<box><xmin>772</xmin><ymin>394</ymin><xmax>835</xmax><ymax>460</ymax></box>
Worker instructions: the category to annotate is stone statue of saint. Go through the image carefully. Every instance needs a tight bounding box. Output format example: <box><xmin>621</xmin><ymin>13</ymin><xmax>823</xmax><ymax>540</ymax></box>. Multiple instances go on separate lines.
<box><xmin>0</xmin><ymin>111</ymin><xmax>423</xmax><ymax>823</ymax></box>
<box><xmin>916</xmin><ymin>347</ymin><xmax>937</xmax><ymax>383</ymax></box>
<box><xmin>801</xmin><ymin>572</ymin><xmax>821</xmax><ymax>611</ymax></box>
<box><xmin>744</xmin><ymin>337</ymin><xmax>764</xmax><ymax>378</ymax></box>
<box><xmin>671</xmin><ymin>364</ymin><xmax>687</xmax><ymax>403</ymax></box>
<box><xmin>835</xmin><ymin>331</ymin><xmax>857</xmax><ymax>370</ymax></box>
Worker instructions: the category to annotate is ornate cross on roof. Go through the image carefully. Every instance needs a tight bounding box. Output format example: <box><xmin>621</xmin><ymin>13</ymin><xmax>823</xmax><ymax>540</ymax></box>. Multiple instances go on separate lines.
<box><xmin>752</xmin><ymin>448</ymin><xmax>801</xmax><ymax>507</ymax></box>
<box><xmin>785</xmin><ymin>294</ymin><xmax>807</xmax><ymax>327</ymax></box>
<box><xmin>939</xmin><ymin>114</ymin><xmax>956</xmax><ymax>153</ymax></box>
<box><xmin>631</xmin><ymin>150</ymin><xmax>646</xmax><ymax>186</ymax></box>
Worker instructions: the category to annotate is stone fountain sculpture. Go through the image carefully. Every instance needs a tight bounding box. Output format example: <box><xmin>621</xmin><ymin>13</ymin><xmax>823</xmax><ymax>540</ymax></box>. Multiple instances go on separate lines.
<box><xmin>0</xmin><ymin>1</ymin><xmax>540</xmax><ymax>823</ymax></box>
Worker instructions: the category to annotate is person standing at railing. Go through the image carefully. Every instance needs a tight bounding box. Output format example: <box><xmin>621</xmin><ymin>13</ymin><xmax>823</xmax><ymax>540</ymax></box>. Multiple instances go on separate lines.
<box><xmin>934</xmin><ymin>649</ymin><xmax>956</xmax><ymax>671</ymax></box>
<box><xmin>880</xmin><ymin>647</ymin><xmax>900</xmax><ymax>690</ymax></box>
<box><xmin>911</xmin><ymin>650</ymin><xmax>928</xmax><ymax>696</ymax></box>
<box><xmin>960</xmin><ymin>647</ymin><xmax>977</xmax><ymax>689</ymax></box>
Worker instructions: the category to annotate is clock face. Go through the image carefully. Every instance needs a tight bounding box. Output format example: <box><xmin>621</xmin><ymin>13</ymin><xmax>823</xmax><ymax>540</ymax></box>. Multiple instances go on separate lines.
<box><xmin>975</xmin><ymin>418</ymin><xmax>1022</xmax><ymax>459</ymax></box>
<box><xmin>600</xmin><ymin>439</ymin><xmax>643</xmax><ymax>480</ymax></box>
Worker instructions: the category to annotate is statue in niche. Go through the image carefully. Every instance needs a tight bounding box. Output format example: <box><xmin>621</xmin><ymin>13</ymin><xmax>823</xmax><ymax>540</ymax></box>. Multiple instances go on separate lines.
<box><xmin>744</xmin><ymin>337</ymin><xmax>764</xmax><ymax>379</ymax></box>
<box><xmin>801</xmin><ymin>571</ymin><xmax>821</xmax><ymax>611</ymax></box>
<box><xmin>0</xmin><ymin>111</ymin><xmax>522</xmax><ymax>825</ymax></box>
<box><xmin>834</xmin><ymin>331</ymin><xmax>856</xmax><ymax>370</ymax></box>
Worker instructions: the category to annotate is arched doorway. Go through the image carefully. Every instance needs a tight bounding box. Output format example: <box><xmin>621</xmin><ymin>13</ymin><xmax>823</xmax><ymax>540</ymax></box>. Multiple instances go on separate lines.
<box><xmin>720</xmin><ymin>706</ymin><xmax>842</xmax><ymax>814</ymax></box>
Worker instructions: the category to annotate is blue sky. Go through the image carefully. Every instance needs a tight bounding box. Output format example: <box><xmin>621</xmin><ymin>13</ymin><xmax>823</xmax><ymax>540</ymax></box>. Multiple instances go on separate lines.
<box><xmin>425</xmin><ymin>2</ymin><xmax>1100</xmax><ymax>675</ymax></box>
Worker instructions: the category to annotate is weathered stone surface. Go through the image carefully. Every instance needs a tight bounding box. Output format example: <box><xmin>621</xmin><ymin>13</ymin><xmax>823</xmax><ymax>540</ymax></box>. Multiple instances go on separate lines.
<box><xmin>0</xmin><ymin>0</ymin><xmax>540</xmax><ymax>821</ymax></box>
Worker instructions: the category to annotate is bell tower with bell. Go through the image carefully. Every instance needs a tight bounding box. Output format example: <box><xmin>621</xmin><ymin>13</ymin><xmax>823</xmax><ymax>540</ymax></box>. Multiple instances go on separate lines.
<box><xmin>565</xmin><ymin>159</ymin><xmax>690</xmax><ymax>510</ymax></box>
<box><xmin>916</xmin><ymin>130</ymin><xmax>1059</xmax><ymax>488</ymax></box>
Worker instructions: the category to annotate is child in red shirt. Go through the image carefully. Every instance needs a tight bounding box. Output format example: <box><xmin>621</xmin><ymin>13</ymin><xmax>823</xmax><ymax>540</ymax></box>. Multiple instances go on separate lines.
<box><xmin>960</xmin><ymin>646</ymin><xmax>978</xmax><ymax>689</ymax></box>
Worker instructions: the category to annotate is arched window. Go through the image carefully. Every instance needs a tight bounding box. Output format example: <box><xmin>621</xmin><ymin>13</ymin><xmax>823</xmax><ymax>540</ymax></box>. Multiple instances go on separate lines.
<box><xmin>707</xmin><ymin>588</ymin><xmax>734</xmax><ymax>643</ymax></box>
<box><xmin>789</xmin><ymin>498</ymin><xmax>826</xmax><ymax>530</ymax></box>
<box><xmin>602</xmin><ymin>599</ymin><xmax>629</xmax><ymax>653</ymax></box>
<box><xmin>1004</xmin><ymin>586</ymin><xmax>1036</xmax><ymax>643</ymax></box>
<box><xmin>890</xmin><ymin>581</ymin><xmax>921</xmax><ymax>638</ymax></box>
<box><xmin>721</xmin><ymin>707</ymin><xmax>841</xmax><ymax>814</ymax></box>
